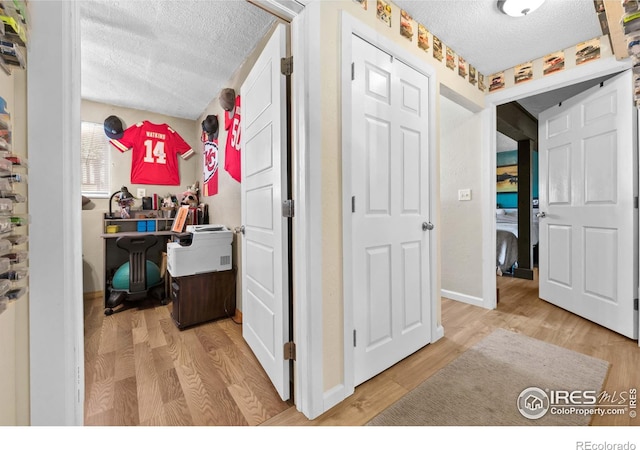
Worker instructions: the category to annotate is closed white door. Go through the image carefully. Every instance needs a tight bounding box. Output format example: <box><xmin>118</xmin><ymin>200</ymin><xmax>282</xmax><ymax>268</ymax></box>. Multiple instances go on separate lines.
<box><xmin>351</xmin><ymin>35</ymin><xmax>432</xmax><ymax>386</ymax></box>
<box><xmin>538</xmin><ymin>70</ymin><xmax>638</xmax><ymax>340</ymax></box>
<box><xmin>241</xmin><ymin>24</ymin><xmax>290</xmax><ymax>400</ymax></box>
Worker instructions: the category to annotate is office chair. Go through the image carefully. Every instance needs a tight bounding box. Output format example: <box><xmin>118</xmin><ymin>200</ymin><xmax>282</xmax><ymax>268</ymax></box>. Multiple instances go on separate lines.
<box><xmin>104</xmin><ymin>235</ymin><xmax>167</xmax><ymax>315</ymax></box>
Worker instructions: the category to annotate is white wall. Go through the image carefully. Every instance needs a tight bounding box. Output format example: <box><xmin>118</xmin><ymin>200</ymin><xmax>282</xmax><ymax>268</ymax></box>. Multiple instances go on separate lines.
<box><xmin>439</xmin><ymin>95</ymin><xmax>483</xmax><ymax>302</ymax></box>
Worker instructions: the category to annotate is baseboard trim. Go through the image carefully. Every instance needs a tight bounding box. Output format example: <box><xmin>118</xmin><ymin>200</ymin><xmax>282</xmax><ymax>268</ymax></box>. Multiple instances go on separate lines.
<box><xmin>514</xmin><ymin>267</ymin><xmax>534</xmax><ymax>280</ymax></box>
<box><xmin>83</xmin><ymin>291</ymin><xmax>103</xmax><ymax>301</ymax></box>
<box><xmin>323</xmin><ymin>383</ymin><xmax>347</xmax><ymax>413</ymax></box>
<box><xmin>441</xmin><ymin>289</ymin><xmax>484</xmax><ymax>307</ymax></box>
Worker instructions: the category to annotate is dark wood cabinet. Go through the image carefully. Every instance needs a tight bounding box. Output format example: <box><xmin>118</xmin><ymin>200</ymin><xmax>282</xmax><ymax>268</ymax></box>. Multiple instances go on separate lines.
<box><xmin>170</xmin><ymin>268</ymin><xmax>236</xmax><ymax>329</ymax></box>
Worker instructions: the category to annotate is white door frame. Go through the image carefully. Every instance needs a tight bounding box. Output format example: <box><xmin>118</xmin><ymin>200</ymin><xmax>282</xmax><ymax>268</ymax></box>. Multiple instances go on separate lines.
<box><xmin>290</xmin><ymin>1</ymin><xmax>325</xmax><ymax>419</ymax></box>
<box><xmin>481</xmin><ymin>54</ymin><xmax>632</xmax><ymax>311</ymax></box>
<box><xmin>28</xmin><ymin>1</ymin><xmax>84</xmax><ymax>425</ymax></box>
<box><xmin>340</xmin><ymin>12</ymin><xmax>442</xmax><ymax>402</ymax></box>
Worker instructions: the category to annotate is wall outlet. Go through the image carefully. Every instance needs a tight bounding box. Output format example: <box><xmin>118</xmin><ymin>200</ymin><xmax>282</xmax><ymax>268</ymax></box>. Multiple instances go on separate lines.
<box><xmin>137</xmin><ymin>188</ymin><xmax>146</xmax><ymax>198</ymax></box>
<box><xmin>458</xmin><ymin>189</ymin><xmax>471</xmax><ymax>201</ymax></box>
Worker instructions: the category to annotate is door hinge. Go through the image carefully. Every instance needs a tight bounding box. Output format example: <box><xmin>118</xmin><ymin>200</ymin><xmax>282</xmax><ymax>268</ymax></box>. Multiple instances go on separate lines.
<box><xmin>635</xmin><ymin>298</ymin><xmax>638</xmax><ymax>311</ymax></box>
<box><xmin>351</xmin><ymin>62</ymin><xmax>355</xmax><ymax>80</ymax></box>
<box><xmin>284</xmin><ymin>341</ymin><xmax>296</xmax><ymax>360</ymax></box>
<box><xmin>635</xmin><ymin>197</ymin><xmax>638</xmax><ymax>209</ymax></box>
<box><xmin>352</xmin><ymin>196</ymin><xmax>356</xmax><ymax>213</ymax></box>
<box><xmin>281</xmin><ymin>56</ymin><xmax>293</xmax><ymax>76</ymax></box>
<box><xmin>282</xmin><ymin>199</ymin><xmax>295</xmax><ymax>218</ymax></box>
<box><xmin>353</xmin><ymin>329</ymin><xmax>356</xmax><ymax>347</ymax></box>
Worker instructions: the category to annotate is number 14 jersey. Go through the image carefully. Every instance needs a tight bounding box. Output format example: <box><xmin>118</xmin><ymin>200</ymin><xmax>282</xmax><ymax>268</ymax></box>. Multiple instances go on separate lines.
<box><xmin>110</xmin><ymin>121</ymin><xmax>194</xmax><ymax>185</ymax></box>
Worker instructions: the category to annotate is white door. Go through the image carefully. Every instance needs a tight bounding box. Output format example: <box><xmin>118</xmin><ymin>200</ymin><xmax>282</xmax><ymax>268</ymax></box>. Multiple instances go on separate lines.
<box><xmin>539</xmin><ymin>70</ymin><xmax>638</xmax><ymax>340</ymax></box>
<box><xmin>351</xmin><ymin>35</ymin><xmax>432</xmax><ymax>386</ymax></box>
<box><xmin>241</xmin><ymin>24</ymin><xmax>290</xmax><ymax>400</ymax></box>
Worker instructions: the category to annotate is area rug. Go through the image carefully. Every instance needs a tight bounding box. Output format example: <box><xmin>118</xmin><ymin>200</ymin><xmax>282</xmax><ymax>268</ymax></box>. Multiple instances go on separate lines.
<box><xmin>366</xmin><ymin>328</ymin><xmax>610</xmax><ymax>426</ymax></box>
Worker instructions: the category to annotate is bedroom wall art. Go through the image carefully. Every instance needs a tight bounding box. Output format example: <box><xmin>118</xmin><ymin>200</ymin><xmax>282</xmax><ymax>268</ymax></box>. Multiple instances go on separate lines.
<box><xmin>496</xmin><ymin>164</ymin><xmax>518</xmax><ymax>193</ymax></box>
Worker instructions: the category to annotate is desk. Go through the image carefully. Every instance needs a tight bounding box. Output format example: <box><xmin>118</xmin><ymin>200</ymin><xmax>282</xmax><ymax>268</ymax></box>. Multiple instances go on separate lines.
<box><xmin>101</xmin><ymin>216</ymin><xmax>175</xmax><ymax>309</ymax></box>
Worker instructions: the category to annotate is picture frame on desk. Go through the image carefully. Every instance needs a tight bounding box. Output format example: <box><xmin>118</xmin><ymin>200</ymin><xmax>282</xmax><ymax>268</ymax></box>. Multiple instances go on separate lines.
<box><xmin>172</xmin><ymin>205</ymin><xmax>189</xmax><ymax>233</ymax></box>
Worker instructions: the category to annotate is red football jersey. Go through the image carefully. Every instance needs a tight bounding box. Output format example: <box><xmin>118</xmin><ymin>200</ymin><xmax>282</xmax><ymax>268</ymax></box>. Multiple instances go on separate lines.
<box><xmin>224</xmin><ymin>95</ymin><xmax>241</xmax><ymax>182</ymax></box>
<box><xmin>110</xmin><ymin>121</ymin><xmax>194</xmax><ymax>185</ymax></box>
<box><xmin>202</xmin><ymin>138</ymin><xmax>219</xmax><ymax>196</ymax></box>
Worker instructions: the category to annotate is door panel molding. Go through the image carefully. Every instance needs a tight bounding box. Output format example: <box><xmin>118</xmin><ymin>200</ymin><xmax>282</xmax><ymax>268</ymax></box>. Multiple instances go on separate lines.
<box><xmin>340</xmin><ymin>12</ymin><xmax>442</xmax><ymax>400</ymax></box>
<box><xmin>538</xmin><ymin>70</ymin><xmax>637</xmax><ymax>339</ymax></box>
<box><xmin>481</xmin><ymin>52</ymin><xmax>632</xmax><ymax>312</ymax></box>
<box><xmin>241</xmin><ymin>22</ymin><xmax>290</xmax><ymax>400</ymax></box>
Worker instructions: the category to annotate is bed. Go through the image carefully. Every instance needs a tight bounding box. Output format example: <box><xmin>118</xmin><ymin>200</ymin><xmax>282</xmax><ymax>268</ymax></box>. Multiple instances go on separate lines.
<box><xmin>496</xmin><ymin>208</ymin><xmax>539</xmax><ymax>275</ymax></box>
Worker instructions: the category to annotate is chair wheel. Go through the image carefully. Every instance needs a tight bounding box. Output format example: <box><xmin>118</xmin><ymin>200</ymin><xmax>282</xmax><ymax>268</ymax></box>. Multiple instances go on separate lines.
<box><xmin>160</xmin><ymin>298</ymin><xmax>169</xmax><ymax>306</ymax></box>
<box><xmin>104</xmin><ymin>308</ymin><xmax>113</xmax><ymax>316</ymax></box>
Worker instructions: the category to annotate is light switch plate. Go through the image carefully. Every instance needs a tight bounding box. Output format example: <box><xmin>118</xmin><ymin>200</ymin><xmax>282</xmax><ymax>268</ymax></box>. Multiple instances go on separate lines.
<box><xmin>458</xmin><ymin>189</ymin><xmax>471</xmax><ymax>201</ymax></box>
<box><xmin>137</xmin><ymin>188</ymin><xmax>146</xmax><ymax>198</ymax></box>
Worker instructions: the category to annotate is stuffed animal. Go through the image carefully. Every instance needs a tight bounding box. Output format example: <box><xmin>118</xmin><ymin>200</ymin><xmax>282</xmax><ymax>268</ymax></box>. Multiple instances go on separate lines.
<box><xmin>162</xmin><ymin>195</ymin><xmax>176</xmax><ymax>209</ymax></box>
<box><xmin>180</xmin><ymin>181</ymin><xmax>200</xmax><ymax>207</ymax></box>
<box><xmin>115</xmin><ymin>192</ymin><xmax>135</xmax><ymax>219</ymax></box>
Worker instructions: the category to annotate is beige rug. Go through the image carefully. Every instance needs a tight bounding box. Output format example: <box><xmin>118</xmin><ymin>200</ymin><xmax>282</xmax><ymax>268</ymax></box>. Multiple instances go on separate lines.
<box><xmin>366</xmin><ymin>328</ymin><xmax>610</xmax><ymax>426</ymax></box>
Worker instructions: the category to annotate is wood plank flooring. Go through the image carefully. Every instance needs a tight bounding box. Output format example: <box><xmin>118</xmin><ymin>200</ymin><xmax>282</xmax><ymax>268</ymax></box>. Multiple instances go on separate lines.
<box><xmin>83</xmin><ymin>294</ymin><xmax>290</xmax><ymax>426</ymax></box>
<box><xmin>263</xmin><ymin>273</ymin><xmax>640</xmax><ymax>426</ymax></box>
<box><xmin>85</xmin><ymin>272</ymin><xmax>640</xmax><ymax>426</ymax></box>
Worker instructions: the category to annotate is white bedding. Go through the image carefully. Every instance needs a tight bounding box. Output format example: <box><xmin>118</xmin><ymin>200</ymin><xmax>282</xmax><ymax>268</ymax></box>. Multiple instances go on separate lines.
<box><xmin>496</xmin><ymin>208</ymin><xmax>539</xmax><ymax>274</ymax></box>
<box><xmin>496</xmin><ymin>209</ymin><xmax>539</xmax><ymax>245</ymax></box>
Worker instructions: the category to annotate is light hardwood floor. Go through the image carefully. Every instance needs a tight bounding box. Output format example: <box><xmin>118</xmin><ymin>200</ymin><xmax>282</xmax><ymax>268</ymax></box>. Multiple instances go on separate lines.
<box><xmin>83</xmin><ymin>294</ymin><xmax>290</xmax><ymax>425</ymax></box>
<box><xmin>84</xmin><ymin>273</ymin><xmax>640</xmax><ymax>426</ymax></box>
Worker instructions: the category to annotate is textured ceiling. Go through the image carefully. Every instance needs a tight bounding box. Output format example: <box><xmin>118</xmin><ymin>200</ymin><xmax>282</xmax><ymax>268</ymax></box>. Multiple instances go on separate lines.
<box><xmin>80</xmin><ymin>0</ymin><xmax>276</xmax><ymax>120</ymax></box>
<box><xmin>394</xmin><ymin>0</ymin><xmax>603</xmax><ymax>76</ymax></box>
<box><xmin>80</xmin><ymin>0</ymin><xmax>605</xmax><ymax>121</ymax></box>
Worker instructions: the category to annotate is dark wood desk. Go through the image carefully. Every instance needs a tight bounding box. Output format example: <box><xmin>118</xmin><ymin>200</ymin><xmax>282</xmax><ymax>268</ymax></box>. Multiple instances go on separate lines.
<box><xmin>169</xmin><ymin>268</ymin><xmax>237</xmax><ymax>329</ymax></box>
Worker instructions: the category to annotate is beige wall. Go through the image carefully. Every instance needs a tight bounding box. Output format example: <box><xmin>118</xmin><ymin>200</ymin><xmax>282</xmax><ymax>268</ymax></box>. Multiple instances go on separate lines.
<box><xmin>81</xmin><ymin>100</ymin><xmax>198</xmax><ymax>293</ymax></box>
<box><xmin>439</xmin><ymin>95</ymin><xmax>483</xmax><ymax>299</ymax></box>
<box><xmin>0</xmin><ymin>67</ymin><xmax>30</xmax><ymax>425</ymax></box>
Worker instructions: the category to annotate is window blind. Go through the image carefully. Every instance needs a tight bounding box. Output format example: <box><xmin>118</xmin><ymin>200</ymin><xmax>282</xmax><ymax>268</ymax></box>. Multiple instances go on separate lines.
<box><xmin>81</xmin><ymin>121</ymin><xmax>110</xmax><ymax>197</ymax></box>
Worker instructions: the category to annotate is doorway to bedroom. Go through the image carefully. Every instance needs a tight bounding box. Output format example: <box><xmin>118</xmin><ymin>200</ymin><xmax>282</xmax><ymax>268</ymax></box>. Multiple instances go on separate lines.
<box><xmin>493</xmin><ymin>72</ymin><xmax>621</xmax><ymax>287</ymax></box>
<box><xmin>496</xmin><ymin>104</ymin><xmax>539</xmax><ymax>281</ymax></box>
<box><xmin>490</xmin><ymin>68</ymin><xmax>639</xmax><ymax>342</ymax></box>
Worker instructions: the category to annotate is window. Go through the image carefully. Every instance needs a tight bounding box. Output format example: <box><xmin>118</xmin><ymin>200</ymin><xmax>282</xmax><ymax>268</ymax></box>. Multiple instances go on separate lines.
<box><xmin>81</xmin><ymin>121</ymin><xmax>110</xmax><ymax>197</ymax></box>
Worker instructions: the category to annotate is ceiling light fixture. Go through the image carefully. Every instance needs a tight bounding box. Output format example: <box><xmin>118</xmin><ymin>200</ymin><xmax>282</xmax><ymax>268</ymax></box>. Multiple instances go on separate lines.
<box><xmin>498</xmin><ymin>0</ymin><xmax>545</xmax><ymax>17</ymax></box>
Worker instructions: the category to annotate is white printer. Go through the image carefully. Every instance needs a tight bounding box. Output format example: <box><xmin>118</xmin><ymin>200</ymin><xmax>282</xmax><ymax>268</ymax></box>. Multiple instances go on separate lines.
<box><xmin>167</xmin><ymin>224</ymin><xmax>233</xmax><ymax>277</ymax></box>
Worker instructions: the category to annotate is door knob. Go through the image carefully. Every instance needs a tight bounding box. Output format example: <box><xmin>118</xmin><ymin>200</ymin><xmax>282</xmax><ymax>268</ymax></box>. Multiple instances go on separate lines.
<box><xmin>234</xmin><ymin>225</ymin><xmax>245</xmax><ymax>235</ymax></box>
<box><xmin>422</xmin><ymin>222</ymin><xmax>434</xmax><ymax>231</ymax></box>
<box><xmin>536</xmin><ymin>212</ymin><xmax>546</xmax><ymax>218</ymax></box>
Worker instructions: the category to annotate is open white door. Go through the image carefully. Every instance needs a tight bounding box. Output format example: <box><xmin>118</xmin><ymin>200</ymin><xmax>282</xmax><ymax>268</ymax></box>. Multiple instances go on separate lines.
<box><xmin>241</xmin><ymin>23</ymin><xmax>290</xmax><ymax>400</ymax></box>
<box><xmin>350</xmin><ymin>34</ymin><xmax>433</xmax><ymax>386</ymax></box>
<box><xmin>538</xmin><ymin>70</ymin><xmax>638</xmax><ymax>340</ymax></box>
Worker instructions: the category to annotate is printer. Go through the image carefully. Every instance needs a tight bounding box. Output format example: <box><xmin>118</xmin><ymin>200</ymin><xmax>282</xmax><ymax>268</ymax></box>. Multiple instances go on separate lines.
<box><xmin>167</xmin><ymin>224</ymin><xmax>233</xmax><ymax>277</ymax></box>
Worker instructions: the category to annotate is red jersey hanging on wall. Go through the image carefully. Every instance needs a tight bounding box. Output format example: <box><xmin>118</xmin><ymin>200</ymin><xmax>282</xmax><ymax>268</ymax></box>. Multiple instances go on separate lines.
<box><xmin>224</xmin><ymin>95</ymin><xmax>241</xmax><ymax>182</ymax></box>
<box><xmin>202</xmin><ymin>137</ymin><xmax>219</xmax><ymax>196</ymax></box>
<box><xmin>110</xmin><ymin>121</ymin><xmax>194</xmax><ymax>185</ymax></box>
